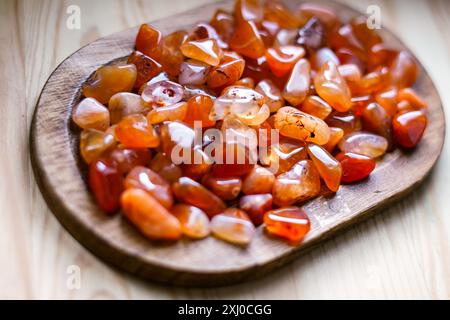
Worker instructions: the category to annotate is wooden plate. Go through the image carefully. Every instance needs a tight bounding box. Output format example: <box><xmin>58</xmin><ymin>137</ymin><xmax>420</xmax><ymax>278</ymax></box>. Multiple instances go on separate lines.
<box><xmin>30</xmin><ymin>0</ymin><xmax>445</xmax><ymax>287</ymax></box>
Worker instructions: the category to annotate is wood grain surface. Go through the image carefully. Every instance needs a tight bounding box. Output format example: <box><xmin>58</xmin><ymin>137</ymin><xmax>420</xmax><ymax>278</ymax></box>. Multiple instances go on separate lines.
<box><xmin>1</xmin><ymin>0</ymin><xmax>450</xmax><ymax>298</ymax></box>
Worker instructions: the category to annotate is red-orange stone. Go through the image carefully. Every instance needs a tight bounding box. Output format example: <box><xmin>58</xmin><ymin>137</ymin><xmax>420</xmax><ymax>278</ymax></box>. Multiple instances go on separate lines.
<box><xmin>336</xmin><ymin>152</ymin><xmax>376</xmax><ymax>183</ymax></box>
<box><xmin>172</xmin><ymin>177</ymin><xmax>226</xmax><ymax>217</ymax></box>
<box><xmin>184</xmin><ymin>95</ymin><xmax>216</xmax><ymax>128</ymax></box>
<box><xmin>108</xmin><ymin>147</ymin><xmax>151</xmax><ymax>174</ymax></box>
<box><xmin>201</xmin><ymin>174</ymin><xmax>242</xmax><ymax>200</ymax></box>
<box><xmin>239</xmin><ymin>193</ymin><xmax>273</xmax><ymax>226</ymax></box>
<box><xmin>229</xmin><ymin>20</ymin><xmax>265</xmax><ymax>59</ymax></box>
<box><xmin>89</xmin><ymin>158</ymin><xmax>123</xmax><ymax>214</ymax></box>
<box><xmin>135</xmin><ymin>24</ymin><xmax>162</xmax><ymax>60</ymax></box>
<box><xmin>265</xmin><ymin>45</ymin><xmax>305</xmax><ymax>77</ymax></box>
<box><xmin>393</xmin><ymin>110</ymin><xmax>427</xmax><ymax>148</ymax></box>
<box><xmin>264</xmin><ymin>207</ymin><xmax>311</xmax><ymax>243</ymax></box>
<box><xmin>127</xmin><ymin>51</ymin><xmax>162</xmax><ymax>90</ymax></box>
<box><xmin>115</xmin><ymin>114</ymin><xmax>160</xmax><ymax>148</ymax></box>
<box><xmin>211</xmin><ymin>142</ymin><xmax>255</xmax><ymax>177</ymax></box>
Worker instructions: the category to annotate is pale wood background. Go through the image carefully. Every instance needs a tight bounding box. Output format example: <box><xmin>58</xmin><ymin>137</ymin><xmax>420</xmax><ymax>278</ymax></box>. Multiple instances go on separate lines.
<box><xmin>0</xmin><ymin>0</ymin><xmax>449</xmax><ymax>299</ymax></box>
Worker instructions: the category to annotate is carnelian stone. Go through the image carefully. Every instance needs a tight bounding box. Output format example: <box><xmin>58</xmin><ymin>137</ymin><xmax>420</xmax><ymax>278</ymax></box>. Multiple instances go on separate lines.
<box><xmin>336</xmin><ymin>47</ymin><xmax>365</xmax><ymax>73</ymax></box>
<box><xmin>147</xmin><ymin>102</ymin><xmax>188</xmax><ymax>124</ymax></box>
<box><xmin>171</xmin><ymin>204</ymin><xmax>210</xmax><ymax>239</ymax></box>
<box><xmin>296</xmin><ymin>17</ymin><xmax>325</xmax><ymax>51</ymax></box>
<box><xmin>264</xmin><ymin>207</ymin><xmax>311</xmax><ymax>243</ymax></box>
<box><xmin>338</xmin><ymin>64</ymin><xmax>362</xmax><ymax>82</ymax></box>
<box><xmin>89</xmin><ymin>158</ymin><xmax>123</xmax><ymax>214</ymax></box>
<box><xmin>115</xmin><ymin>114</ymin><xmax>160</xmax><ymax>148</ymax></box>
<box><xmin>160</xmin><ymin>30</ymin><xmax>188</xmax><ymax>77</ymax></box>
<box><xmin>272</xmin><ymin>160</ymin><xmax>320</xmax><ymax>206</ymax></box>
<box><xmin>172</xmin><ymin>177</ymin><xmax>226</xmax><ymax>217</ymax></box>
<box><xmin>207</xmin><ymin>52</ymin><xmax>245</xmax><ymax>88</ymax></box>
<box><xmin>390</xmin><ymin>51</ymin><xmax>418</xmax><ymax>89</ymax></box>
<box><xmin>299</xmin><ymin>95</ymin><xmax>332</xmax><ymax>120</ymax></box>
<box><xmin>306</xmin><ymin>143</ymin><xmax>342</xmax><ymax>192</ymax></box>
<box><xmin>325</xmin><ymin>110</ymin><xmax>361</xmax><ymax>134</ymax></box>
<box><xmin>72</xmin><ymin>98</ymin><xmax>110</xmax><ymax>131</ymax></box>
<box><xmin>183</xmin><ymin>85</ymin><xmax>216</xmax><ymax>101</ymax></box>
<box><xmin>274</xmin><ymin>107</ymin><xmax>330</xmax><ymax>145</ymax></box>
<box><xmin>323</xmin><ymin>127</ymin><xmax>344</xmax><ymax>153</ymax></box>
<box><xmin>311</xmin><ymin>47</ymin><xmax>340</xmax><ymax>70</ymax></box>
<box><xmin>201</xmin><ymin>174</ymin><xmax>242</xmax><ymax>200</ymax></box>
<box><xmin>184</xmin><ymin>95</ymin><xmax>216</xmax><ymax>128</ymax></box>
<box><xmin>239</xmin><ymin>193</ymin><xmax>273</xmax><ymax>226</ymax></box>
<box><xmin>108</xmin><ymin>147</ymin><xmax>151</xmax><ymax>174</ymax></box>
<box><xmin>242</xmin><ymin>56</ymin><xmax>272</xmax><ymax>84</ymax></box>
<box><xmin>189</xmin><ymin>22</ymin><xmax>228</xmax><ymax>49</ymax></box>
<box><xmin>338</xmin><ymin>132</ymin><xmax>388</xmax><ymax>158</ymax></box>
<box><xmin>135</xmin><ymin>24</ymin><xmax>163</xmax><ymax>60</ymax></box>
<box><xmin>210</xmin><ymin>208</ymin><xmax>255</xmax><ymax>245</ymax></box>
<box><xmin>255</xmin><ymin>79</ymin><xmax>284</xmax><ymax>112</ymax></box>
<box><xmin>296</xmin><ymin>3</ymin><xmax>338</xmax><ymax>29</ymax></box>
<box><xmin>210</xmin><ymin>142</ymin><xmax>255</xmax><ymax>177</ymax></box>
<box><xmin>393</xmin><ymin>110</ymin><xmax>427</xmax><ymax>148</ymax></box>
<box><xmin>179</xmin><ymin>59</ymin><xmax>211</xmax><ymax>86</ymax></box>
<box><xmin>260</xmin><ymin>138</ymin><xmax>308</xmax><ymax>175</ymax></box>
<box><xmin>141</xmin><ymin>80</ymin><xmax>184</xmax><ymax>107</ymax></box>
<box><xmin>375</xmin><ymin>87</ymin><xmax>398</xmax><ymax>117</ymax></box>
<box><xmin>181</xmin><ymin>39</ymin><xmax>223</xmax><ymax>66</ymax></box>
<box><xmin>121</xmin><ymin>189</ymin><xmax>181</xmax><ymax>240</ymax></box>
<box><xmin>124</xmin><ymin>166</ymin><xmax>174</xmax><ymax>209</ymax></box>
<box><xmin>282</xmin><ymin>58</ymin><xmax>311</xmax><ymax>106</ymax></box>
<box><xmin>210</xmin><ymin>9</ymin><xmax>234</xmax><ymax>41</ymax></box>
<box><xmin>159</xmin><ymin>121</ymin><xmax>196</xmax><ymax>157</ymax></box>
<box><xmin>80</xmin><ymin>129</ymin><xmax>116</xmax><ymax>164</ymax></box>
<box><xmin>351</xmin><ymin>67</ymin><xmax>389</xmax><ymax>95</ymax></box>
<box><xmin>397</xmin><ymin>88</ymin><xmax>427</xmax><ymax>110</ymax></box>
<box><xmin>234</xmin><ymin>0</ymin><xmax>263</xmax><ymax>24</ymax></box>
<box><xmin>336</xmin><ymin>152</ymin><xmax>376</xmax><ymax>183</ymax></box>
<box><xmin>83</xmin><ymin>64</ymin><xmax>137</xmax><ymax>104</ymax></box>
<box><xmin>242</xmin><ymin>165</ymin><xmax>275</xmax><ymax>195</ymax></box>
<box><xmin>314</xmin><ymin>61</ymin><xmax>352</xmax><ymax>112</ymax></box>
<box><xmin>362</xmin><ymin>102</ymin><xmax>393</xmax><ymax>145</ymax></box>
<box><xmin>235</xmin><ymin>77</ymin><xmax>255</xmax><ymax>88</ymax></box>
<box><xmin>351</xmin><ymin>94</ymin><xmax>373</xmax><ymax>117</ymax></box>
<box><xmin>108</xmin><ymin>92</ymin><xmax>151</xmax><ymax>124</ymax></box>
<box><xmin>127</xmin><ymin>50</ymin><xmax>162</xmax><ymax>90</ymax></box>
<box><xmin>264</xmin><ymin>1</ymin><xmax>300</xmax><ymax>29</ymax></box>
<box><xmin>149</xmin><ymin>153</ymin><xmax>182</xmax><ymax>184</ymax></box>
<box><xmin>229</xmin><ymin>20</ymin><xmax>265</xmax><ymax>59</ymax></box>
<box><xmin>351</xmin><ymin>16</ymin><xmax>382</xmax><ymax>50</ymax></box>
<box><xmin>367</xmin><ymin>44</ymin><xmax>398</xmax><ymax>71</ymax></box>
<box><xmin>329</xmin><ymin>24</ymin><xmax>365</xmax><ymax>61</ymax></box>
<box><xmin>266</xmin><ymin>45</ymin><xmax>305</xmax><ymax>77</ymax></box>
<box><xmin>181</xmin><ymin>148</ymin><xmax>212</xmax><ymax>181</ymax></box>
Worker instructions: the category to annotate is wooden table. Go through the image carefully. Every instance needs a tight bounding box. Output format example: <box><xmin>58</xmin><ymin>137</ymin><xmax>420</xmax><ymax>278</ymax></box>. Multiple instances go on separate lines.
<box><xmin>1</xmin><ymin>0</ymin><xmax>449</xmax><ymax>299</ymax></box>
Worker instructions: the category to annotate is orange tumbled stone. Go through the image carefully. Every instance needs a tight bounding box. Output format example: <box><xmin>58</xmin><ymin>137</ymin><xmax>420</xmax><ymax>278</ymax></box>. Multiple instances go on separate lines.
<box><xmin>390</xmin><ymin>51</ymin><xmax>419</xmax><ymax>89</ymax></box>
<box><xmin>72</xmin><ymin>98</ymin><xmax>110</xmax><ymax>131</ymax></box>
<box><xmin>181</xmin><ymin>39</ymin><xmax>223</xmax><ymax>66</ymax></box>
<box><xmin>115</xmin><ymin>114</ymin><xmax>160</xmax><ymax>148</ymax></box>
<box><xmin>229</xmin><ymin>20</ymin><xmax>265</xmax><ymax>59</ymax></box>
<box><xmin>201</xmin><ymin>174</ymin><xmax>242</xmax><ymax>200</ymax></box>
<box><xmin>362</xmin><ymin>102</ymin><xmax>393</xmax><ymax>146</ymax></box>
<box><xmin>207</xmin><ymin>51</ymin><xmax>245</xmax><ymax>88</ymax></box>
<box><xmin>135</xmin><ymin>24</ymin><xmax>163</xmax><ymax>60</ymax></box>
<box><xmin>210</xmin><ymin>9</ymin><xmax>234</xmax><ymax>41</ymax></box>
<box><xmin>336</xmin><ymin>152</ymin><xmax>376</xmax><ymax>183</ymax></box>
<box><xmin>260</xmin><ymin>138</ymin><xmax>308</xmax><ymax>175</ymax></box>
<box><xmin>338</xmin><ymin>132</ymin><xmax>388</xmax><ymax>158</ymax></box>
<box><xmin>124</xmin><ymin>166</ymin><xmax>174</xmax><ymax>209</ymax></box>
<box><xmin>172</xmin><ymin>177</ymin><xmax>226</xmax><ymax>217</ymax></box>
<box><xmin>80</xmin><ymin>129</ymin><xmax>116</xmax><ymax>164</ymax></box>
<box><xmin>314</xmin><ymin>61</ymin><xmax>352</xmax><ymax>112</ymax></box>
<box><xmin>108</xmin><ymin>147</ymin><xmax>151</xmax><ymax>174</ymax></box>
<box><xmin>239</xmin><ymin>193</ymin><xmax>272</xmax><ymax>226</ymax></box>
<box><xmin>121</xmin><ymin>189</ymin><xmax>181</xmax><ymax>241</ymax></box>
<box><xmin>393</xmin><ymin>110</ymin><xmax>427</xmax><ymax>149</ymax></box>
<box><xmin>171</xmin><ymin>204</ymin><xmax>210</xmax><ymax>239</ymax></box>
<box><xmin>264</xmin><ymin>207</ymin><xmax>311</xmax><ymax>243</ymax></box>
<box><xmin>211</xmin><ymin>208</ymin><xmax>255</xmax><ymax>245</ymax></box>
<box><xmin>160</xmin><ymin>30</ymin><xmax>189</xmax><ymax>77</ymax></box>
<box><xmin>149</xmin><ymin>153</ymin><xmax>182</xmax><ymax>184</ymax></box>
<box><xmin>108</xmin><ymin>92</ymin><xmax>151</xmax><ymax>124</ymax></box>
<box><xmin>325</xmin><ymin>110</ymin><xmax>361</xmax><ymax>134</ymax></box>
<box><xmin>255</xmin><ymin>79</ymin><xmax>284</xmax><ymax>112</ymax></box>
<box><xmin>282</xmin><ymin>58</ymin><xmax>311</xmax><ymax>106</ymax></box>
<box><xmin>375</xmin><ymin>87</ymin><xmax>398</xmax><ymax>117</ymax></box>
<box><xmin>323</xmin><ymin>127</ymin><xmax>344</xmax><ymax>153</ymax></box>
<box><xmin>272</xmin><ymin>160</ymin><xmax>321</xmax><ymax>206</ymax></box>
<box><xmin>147</xmin><ymin>102</ymin><xmax>188</xmax><ymax>124</ymax></box>
<box><xmin>179</xmin><ymin>59</ymin><xmax>211</xmax><ymax>86</ymax></box>
<box><xmin>141</xmin><ymin>80</ymin><xmax>184</xmax><ymax>107</ymax></box>
<box><xmin>127</xmin><ymin>50</ymin><xmax>162</xmax><ymax>90</ymax></box>
<box><xmin>306</xmin><ymin>143</ymin><xmax>342</xmax><ymax>192</ymax></box>
<box><xmin>235</xmin><ymin>0</ymin><xmax>263</xmax><ymax>24</ymax></box>
<box><xmin>299</xmin><ymin>95</ymin><xmax>333</xmax><ymax>120</ymax></box>
<box><xmin>242</xmin><ymin>165</ymin><xmax>275</xmax><ymax>195</ymax></box>
<box><xmin>274</xmin><ymin>107</ymin><xmax>331</xmax><ymax>145</ymax></box>
<box><xmin>184</xmin><ymin>95</ymin><xmax>216</xmax><ymax>128</ymax></box>
<box><xmin>266</xmin><ymin>45</ymin><xmax>305</xmax><ymax>77</ymax></box>
<box><xmin>311</xmin><ymin>47</ymin><xmax>340</xmax><ymax>70</ymax></box>
<box><xmin>397</xmin><ymin>88</ymin><xmax>427</xmax><ymax>110</ymax></box>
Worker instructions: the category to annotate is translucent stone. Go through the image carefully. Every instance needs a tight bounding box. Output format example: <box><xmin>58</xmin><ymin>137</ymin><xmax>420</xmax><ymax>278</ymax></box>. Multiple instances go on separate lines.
<box><xmin>171</xmin><ymin>204</ymin><xmax>210</xmax><ymax>239</ymax></box>
<box><xmin>206</xmin><ymin>51</ymin><xmax>245</xmax><ymax>88</ymax></box>
<box><xmin>108</xmin><ymin>147</ymin><xmax>152</xmax><ymax>174</ymax></box>
<box><xmin>255</xmin><ymin>79</ymin><xmax>284</xmax><ymax>112</ymax></box>
<box><xmin>80</xmin><ymin>129</ymin><xmax>116</xmax><ymax>164</ymax></box>
<box><xmin>210</xmin><ymin>208</ymin><xmax>255</xmax><ymax>245</ymax></box>
<box><xmin>337</xmin><ymin>64</ymin><xmax>362</xmax><ymax>82</ymax></box>
<box><xmin>234</xmin><ymin>77</ymin><xmax>255</xmax><ymax>88</ymax></box>
<box><xmin>397</xmin><ymin>88</ymin><xmax>427</xmax><ymax>110</ymax></box>
<box><xmin>282</xmin><ymin>58</ymin><xmax>311</xmax><ymax>106</ymax></box>
<box><xmin>336</xmin><ymin>152</ymin><xmax>376</xmax><ymax>183</ymax></box>
<box><xmin>115</xmin><ymin>114</ymin><xmax>160</xmax><ymax>148</ymax></box>
<box><xmin>82</xmin><ymin>64</ymin><xmax>137</xmax><ymax>104</ymax></box>
<box><xmin>172</xmin><ymin>177</ymin><xmax>226</xmax><ymax>217</ymax></box>
<box><xmin>181</xmin><ymin>39</ymin><xmax>224</xmax><ymax>66</ymax></box>
<box><xmin>141</xmin><ymin>80</ymin><xmax>184</xmax><ymax>107</ymax></box>
<box><xmin>181</xmin><ymin>148</ymin><xmax>212</xmax><ymax>181</ymax></box>
<box><xmin>325</xmin><ymin>110</ymin><xmax>361</xmax><ymax>134</ymax></box>
<box><xmin>239</xmin><ymin>193</ymin><xmax>273</xmax><ymax>226</ymax></box>
<box><xmin>260</xmin><ymin>138</ymin><xmax>308</xmax><ymax>175</ymax></box>
<box><xmin>124</xmin><ymin>166</ymin><xmax>174</xmax><ymax>209</ymax></box>
<box><xmin>159</xmin><ymin>121</ymin><xmax>196</xmax><ymax>157</ymax></box>
<box><xmin>135</xmin><ymin>24</ymin><xmax>163</xmax><ymax>60</ymax></box>
<box><xmin>265</xmin><ymin>45</ymin><xmax>305</xmax><ymax>77</ymax></box>
<box><xmin>274</xmin><ymin>107</ymin><xmax>331</xmax><ymax>145</ymax></box>
<box><xmin>311</xmin><ymin>47</ymin><xmax>339</xmax><ymax>70</ymax></box>
<box><xmin>338</xmin><ymin>132</ymin><xmax>388</xmax><ymax>158</ymax></box>
<box><xmin>314</xmin><ymin>61</ymin><xmax>352</xmax><ymax>112</ymax></box>
<box><xmin>299</xmin><ymin>95</ymin><xmax>332</xmax><ymax>120</ymax></box>
<box><xmin>178</xmin><ymin>59</ymin><xmax>211</xmax><ymax>86</ymax></box>
<box><xmin>127</xmin><ymin>50</ymin><xmax>162</xmax><ymax>90</ymax></box>
<box><xmin>72</xmin><ymin>98</ymin><xmax>110</xmax><ymax>131</ymax></box>
<box><xmin>201</xmin><ymin>174</ymin><xmax>242</xmax><ymax>200</ymax></box>
<box><xmin>296</xmin><ymin>3</ymin><xmax>338</xmax><ymax>29</ymax></box>
<box><xmin>242</xmin><ymin>165</ymin><xmax>275</xmax><ymax>195</ymax></box>
<box><xmin>149</xmin><ymin>153</ymin><xmax>182</xmax><ymax>184</ymax></box>
<box><xmin>390</xmin><ymin>51</ymin><xmax>418</xmax><ymax>89</ymax></box>
<box><xmin>264</xmin><ymin>1</ymin><xmax>300</xmax><ymax>29</ymax></box>
<box><xmin>210</xmin><ymin>9</ymin><xmax>234</xmax><ymax>42</ymax></box>
<box><xmin>272</xmin><ymin>160</ymin><xmax>320</xmax><ymax>206</ymax></box>
<box><xmin>234</xmin><ymin>0</ymin><xmax>264</xmax><ymax>25</ymax></box>
<box><xmin>362</xmin><ymin>102</ymin><xmax>393</xmax><ymax>146</ymax></box>
<box><xmin>229</xmin><ymin>20</ymin><xmax>265</xmax><ymax>59</ymax></box>
<box><xmin>306</xmin><ymin>143</ymin><xmax>342</xmax><ymax>192</ymax></box>
<box><xmin>121</xmin><ymin>189</ymin><xmax>182</xmax><ymax>240</ymax></box>
<box><xmin>323</xmin><ymin>127</ymin><xmax>344</xmax><ymax>153</ymax></box>
<box><xmin>296</xmin><ymin>17</ymin><xmax>325</xmax><ymax>51</ymax></box>
<box><xmin>108</xmin><ymin>92</ymin><xmax>150</xmax><ymax>124</ymax></box>
<box><xmin>147</xmin><ymin>102</ymin><xmax>188</xmax><ymax>124</ymax></box>
<box><xmin>184</xmin><ymin>94</ymin><xmax>216</xmax><ymax>128</ymax></box>
<box><xmin>375</xmin><ymin>87</ymin><xmax>398</xmax><ymax>117</ymax></box>
<box><xmin>264</xmin><ymin>207</ymin><xmax>311</xmax><ymax>243</ymax></box>
<box><xmin>160</xmin><ymin>30</ymin><xmax>188</xmax><ymax>77</ymax></box>
<box><xmin>393</xmin><ymin>110</ymin><xmax>427</xmax><ymax>149</ymax></box>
